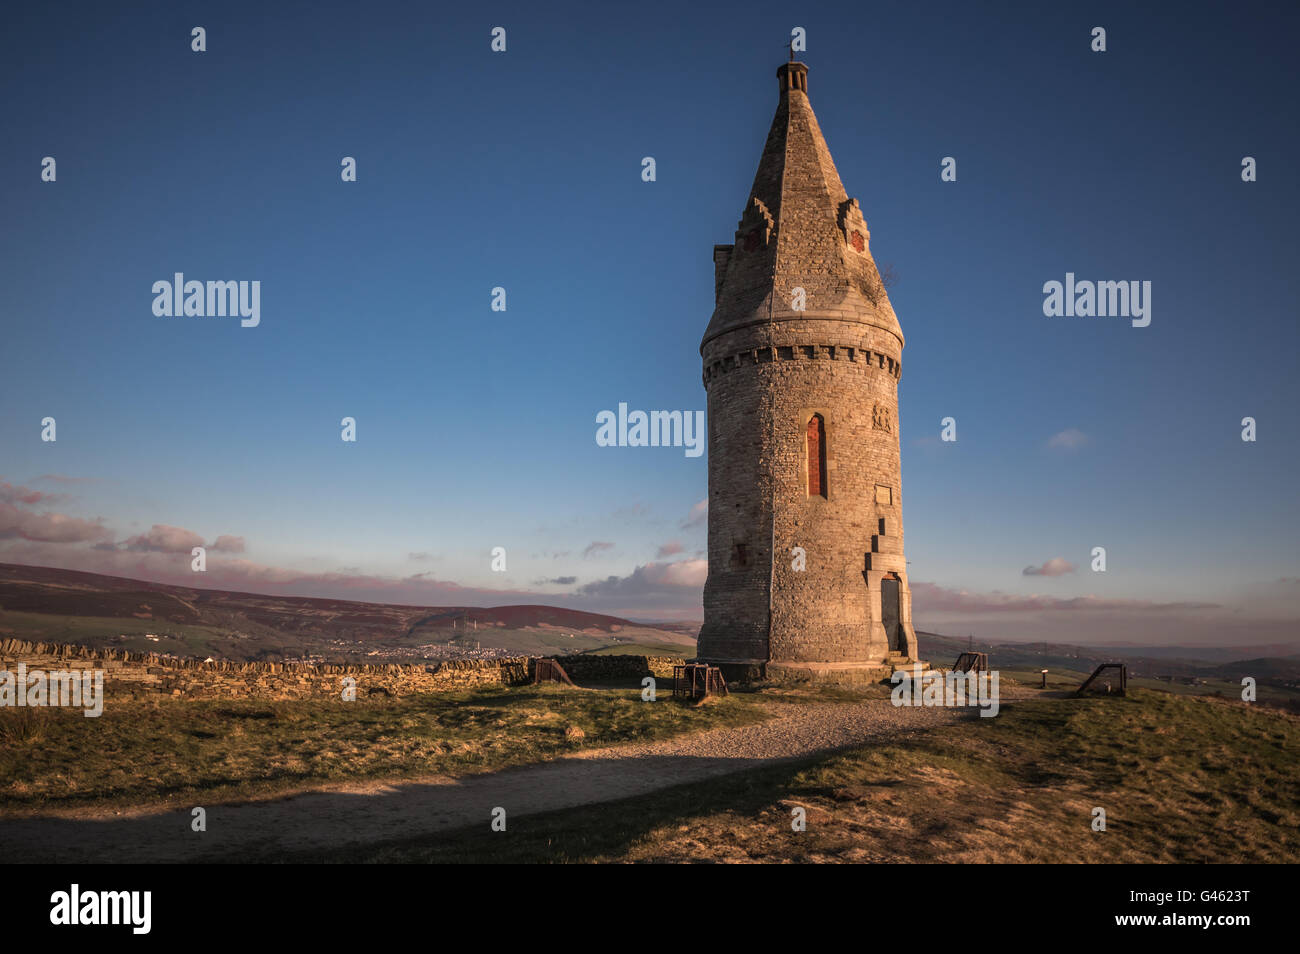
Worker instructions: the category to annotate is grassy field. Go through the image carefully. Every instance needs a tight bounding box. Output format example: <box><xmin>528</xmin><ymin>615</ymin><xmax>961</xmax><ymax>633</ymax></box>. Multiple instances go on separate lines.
<box><xmin>1001</xmin><ymin>666</ymin><xmax>1300</xmax><ymax>708</ymax></box>
<box><xmin>0</xmin><ymin>608</ymin><xmax>695</xmax><ymax>663</ymax></box>
<box><xmin>0</xmin><ymin>610</ymin><xmax>233</xmax><ymax>655</ymax></box>
<box><xmin>420</xmin><ymin>626</ymin><xmax>692</xmax><ymax>658</ymax></box>
<box><xmin>303</xmin><ymin>688</ymin><xmax>1300</xmax><ymax>864</ymax></box>
<box><xmin>0</xmin><ymin>685</ymin><xmax>767</xmax><ymax>814</ymax></box>
<box><xmin>586</xmin><ymin>642</ymin><xmax>691</xmax><ymax>657</ymax></box>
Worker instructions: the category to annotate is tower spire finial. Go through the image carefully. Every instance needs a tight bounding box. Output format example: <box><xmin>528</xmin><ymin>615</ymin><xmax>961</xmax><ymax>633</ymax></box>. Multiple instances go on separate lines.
<box><xmin>776</xmin><ymin>58</ymin><xmax>807</xmax><ymax>94</ymax></box>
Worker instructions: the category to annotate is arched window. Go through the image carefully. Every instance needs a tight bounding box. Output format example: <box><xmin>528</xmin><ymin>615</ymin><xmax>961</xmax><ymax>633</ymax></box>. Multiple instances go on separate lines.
<box><xmin>807</xmin><ymin>414</ymin><xmax>827</xmax><ymax>498</ymax></box>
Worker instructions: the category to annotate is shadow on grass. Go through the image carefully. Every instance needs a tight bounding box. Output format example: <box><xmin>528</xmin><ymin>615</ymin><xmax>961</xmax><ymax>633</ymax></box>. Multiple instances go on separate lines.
<box><xmin>0</xmin><ymin>748</ymin><xmax>833</xmax><ymax>864</ymax></box>
<box><xmin>4</xmin><ymin>691</ymin><xmax>1287</xmax><ymax>864</ymax></box>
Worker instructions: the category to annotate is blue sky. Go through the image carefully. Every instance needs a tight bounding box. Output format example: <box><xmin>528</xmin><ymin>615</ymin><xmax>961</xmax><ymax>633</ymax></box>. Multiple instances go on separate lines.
<box><xmin>2</xmin><ymin>1</ymin><xmax>1297</xmax><ymax>645</ymax></box>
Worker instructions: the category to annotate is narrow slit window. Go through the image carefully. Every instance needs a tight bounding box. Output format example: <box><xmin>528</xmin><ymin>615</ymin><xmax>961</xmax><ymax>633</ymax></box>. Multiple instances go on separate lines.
<box><xmin>807</xmin><ymin>414</ymin><xmax>827</xmax><ymax>498</ymax></box>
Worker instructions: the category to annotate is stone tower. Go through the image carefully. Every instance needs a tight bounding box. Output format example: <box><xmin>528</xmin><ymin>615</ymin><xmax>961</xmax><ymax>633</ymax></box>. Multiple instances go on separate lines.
<box><xmin>697</xmin><ymin>60</ymin><xmax>919</xmax><ymax>682</ymax></box>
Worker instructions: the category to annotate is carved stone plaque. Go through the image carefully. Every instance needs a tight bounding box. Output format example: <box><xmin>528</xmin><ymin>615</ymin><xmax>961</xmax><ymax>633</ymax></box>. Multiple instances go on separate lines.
<box><xmin>872</xmin><ymin>404</ymin><xmax>892</xmax><ymax>433</ymax></box>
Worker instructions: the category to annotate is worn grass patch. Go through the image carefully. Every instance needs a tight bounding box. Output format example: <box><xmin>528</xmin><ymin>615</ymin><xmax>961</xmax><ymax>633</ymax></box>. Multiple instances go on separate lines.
<box><xmin>311</xmin><ymin>690</ymin><xmax>1299</xmax><ymax>864</ymax></box>
<box><xmin>0</xmin><ymin>707</ymin><xmax>51</xmax><ymax>745</ymax></box>
<box><xmin>0</xmin><ymin>685</ymin><xmax>768</xmax><ymax>814</ymax></box>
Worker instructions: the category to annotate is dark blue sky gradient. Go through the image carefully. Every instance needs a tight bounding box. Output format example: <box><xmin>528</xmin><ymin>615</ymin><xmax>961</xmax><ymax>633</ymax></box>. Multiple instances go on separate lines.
<box><xmin>2</xmin><ymin>1</ymin><xmax>1297</xmax><ymax>636</ymax></box>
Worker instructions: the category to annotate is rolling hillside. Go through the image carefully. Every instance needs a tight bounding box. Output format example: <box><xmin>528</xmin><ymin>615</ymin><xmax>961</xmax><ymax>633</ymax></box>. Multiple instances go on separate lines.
<box><xmin>0</xmin><ymin>563</ymin><xmax>694</xmax><ymax>663</ymax></box>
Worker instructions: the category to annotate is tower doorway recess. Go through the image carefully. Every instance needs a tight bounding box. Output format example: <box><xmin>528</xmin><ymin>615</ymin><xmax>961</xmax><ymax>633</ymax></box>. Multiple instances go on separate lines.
<box><xmin>881</xmin><ymin>575</ymin><xmax>903</xmax><ymax>652</ymax></box>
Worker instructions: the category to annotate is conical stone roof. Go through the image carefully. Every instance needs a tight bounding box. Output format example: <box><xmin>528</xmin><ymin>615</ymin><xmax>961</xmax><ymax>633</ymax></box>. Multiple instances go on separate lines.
<box><xmin>702</xmin><ymin>61</ymin><xmax>903</xmax><ymax>351</ymax></box>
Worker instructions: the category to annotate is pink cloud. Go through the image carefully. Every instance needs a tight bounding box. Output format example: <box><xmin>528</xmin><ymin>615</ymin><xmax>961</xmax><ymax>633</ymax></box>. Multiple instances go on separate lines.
<box><xmin>123</xmin><ymin>524</ymin><xmax>206</xmax><ymax>553</ymax></box>
<box><xmin>0</xmin><ymin>503</ymin><xmax>112</xmax><ymax>544</ymax></box>
<box><xmin>1023</xmin><ymin>557</ymin><xmax>1076</xmax><ymax>577</ymax></box>
<box><xmin>909</xmin><ymin>581</ymin><xmax>1218</xmax><ymax>614</ymax></box>
<box><xmin>908</xmin><ymin>581</ymin><xmax>1300</xmax><ymax>647</ymax></box>
<box><xmin>210</xmin><ymin>535</ymin><xmax>246</xmax><ymax>553</ymax></box>
<box><xmin>656</xmin><ymin>540</ymin><xmax>684</xmax><ymax>558</ymax></box>
<box><xmin>0</xmin><ymin>481</ymin><xmax>58</xmax><ymax>506</ymax></box>
<box><xmin>681</xmin><ymin>499</ymin><xmax>708</xmax><ymax>529</ymax></box>
<box><xmin>578</xmin><ymin>558</ymin><xmax>708</xmax><ymax>597</ymax></box>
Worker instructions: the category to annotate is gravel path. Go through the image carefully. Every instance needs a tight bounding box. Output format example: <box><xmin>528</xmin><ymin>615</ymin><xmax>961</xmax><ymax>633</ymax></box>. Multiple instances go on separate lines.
<box><xmin>0</xmin><ymin>696</ymin><xmax>992</xmax><ymax>863</ymax></box>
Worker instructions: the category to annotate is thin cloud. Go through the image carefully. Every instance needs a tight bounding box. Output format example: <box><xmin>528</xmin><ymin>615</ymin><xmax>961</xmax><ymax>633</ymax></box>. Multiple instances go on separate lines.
<box><xmin>681</xmin><ymin>499</ymin><xmax>707</xmax><ymax>529</ymax></box>
<box><xmin>1046</xmin><ymin>428</ymin><xmax>1088</xmax><ymax>451</ymax></box>
<box><xmin>1023</xmin><ymin>557</ymin><xmax>1076</xmax><ymax>577</ymax></box>
<box><xmin>583</xmin><ymin>541</ymin><xmax>614</xmax><ymax>558</ymax></box>
<box><xmin>909</xmin><ymin>581</ymin><xmax>1217</xmax><ymax>614</ymax></box>
<box><xmin>123</xmin><ymin>524</ymin><xmax>206</xmax><ymax>553</ymax></box>
<box><xmin>611</xmin><ymin>503</ymin><xmax>651</xmax><ymax>520</ymax></box>
<box><xmin>0</xmin><ymin>482</ymin><xmax>55</xmax><ymax>506</ymax></box>
<box><xmin>211</xmin><ymin>535</ymin><xmax>246</xmax><ymax>553</ymax></box>
<box><xmin>34</xmin><ymin>474</ymin><xmax>97</xmax><ymax>484</ymax></box>
<box><xmin>0</xmin><ymin>504</ymin><xmax>112</xmax><ymax>544</ymax></box>
<box><xmin>577</xmin><ymin>559</ymin><xmax>708</xmax><ymax>597</ymax></box>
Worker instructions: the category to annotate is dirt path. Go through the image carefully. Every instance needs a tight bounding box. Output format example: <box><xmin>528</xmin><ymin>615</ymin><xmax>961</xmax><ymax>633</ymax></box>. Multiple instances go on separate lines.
<box><xmin>0</xmin><ymin>696</ymin><xmax>995</xmax><ymax>863</ymax></box>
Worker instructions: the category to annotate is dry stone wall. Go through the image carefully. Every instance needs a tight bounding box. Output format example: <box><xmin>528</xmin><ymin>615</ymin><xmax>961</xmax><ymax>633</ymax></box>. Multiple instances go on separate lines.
<box><xmin>0</xmin><ymin>639</ymin><xmax>684</xmax><ymax>701</ymax></box>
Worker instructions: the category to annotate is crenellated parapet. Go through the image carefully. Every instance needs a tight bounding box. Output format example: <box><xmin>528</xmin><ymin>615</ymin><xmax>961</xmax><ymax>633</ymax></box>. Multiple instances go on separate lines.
<box><xmin>702</xmin><ymin>342</ymin><xmax>901</xmax><ymax>389</ymax></box>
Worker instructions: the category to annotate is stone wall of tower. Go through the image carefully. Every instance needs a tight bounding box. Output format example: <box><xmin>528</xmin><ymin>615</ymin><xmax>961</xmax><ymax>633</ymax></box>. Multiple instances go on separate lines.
<box><xmin>698</xmin><ymin>353</ymin><xmax>773</xmax><ymax>664</ymax></box>
<box><xmin>766</xmin><ymin>328</ymin><xmax>905</xmax><ymax>665</ymax></box>
<box><xmin>699</xmin><ymin>315</ymin><xmax>916</xmax><ymax>667</ymax></box>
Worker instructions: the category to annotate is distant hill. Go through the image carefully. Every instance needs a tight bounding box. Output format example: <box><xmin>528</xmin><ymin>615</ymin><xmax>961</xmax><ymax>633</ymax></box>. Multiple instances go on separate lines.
<box><xmin>0</xmin><ymin>563</ymin><xmax>694</xmax><ymax>664</ymax></box>
<box><xmin>1084</xmin><ymin>643</ymin><xmax>1300</xmax><ymax>662</ymax></box>
<box><xmin>917</xmin><ymin>630</ymin><xmax>1300</xmax><ymax>700</ymax></box>
<box><xmin>627</xmin><ymin>620</ymin><xmax>702</xmax><ymax>636</ymax></box>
